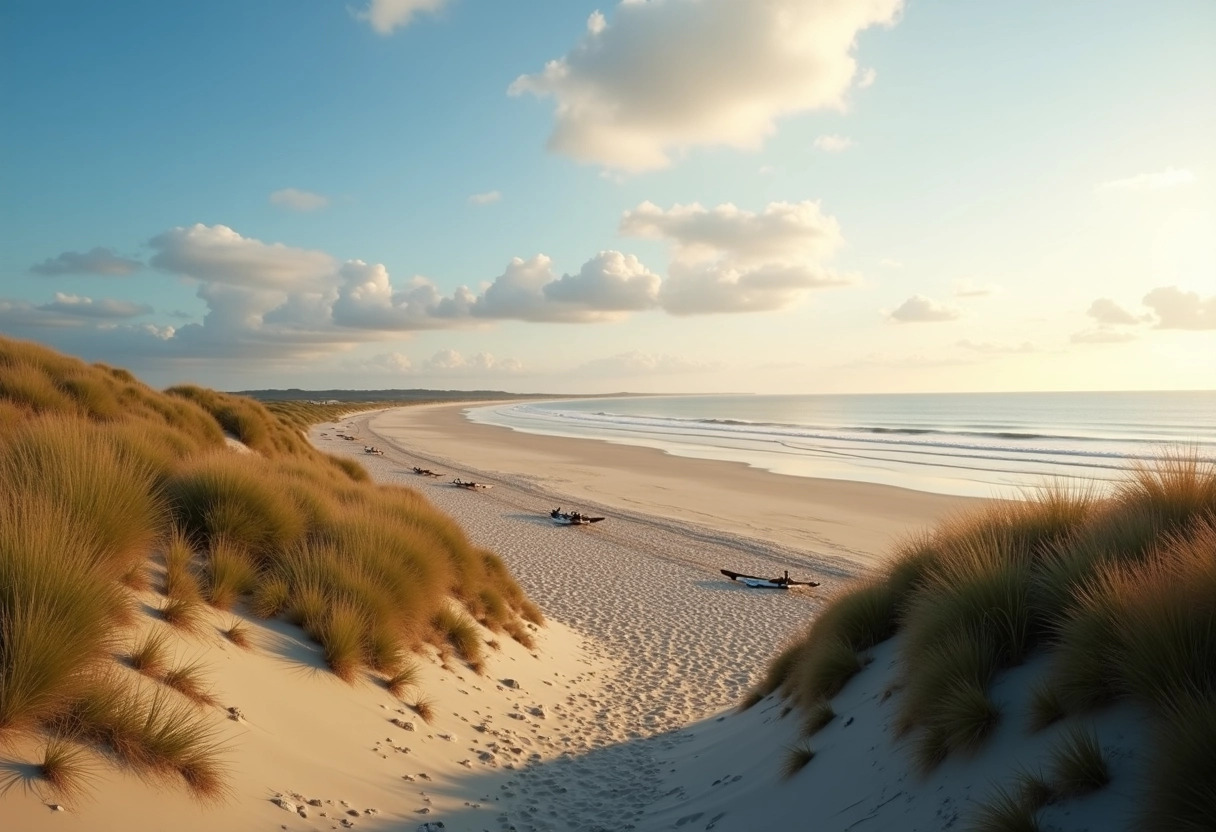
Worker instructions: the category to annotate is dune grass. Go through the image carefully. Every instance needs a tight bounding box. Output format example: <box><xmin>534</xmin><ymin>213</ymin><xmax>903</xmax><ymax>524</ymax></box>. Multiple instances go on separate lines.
<box><xmin>970</xmin><ymin>785</ymin><xmax>1042</xmax><ymax>832</ymax></box>
<box><xmin>410</xmin><ymin>695</ymin><xmax>436</xmax><ymax>724</ymax></box>
<box><xmin>162</xmin><ymin>660</ymin><xmax>216</xmax><ymax>707</ymax></box>
<box><xmin>0</xmin><ymin>336</ymin><xmax>549</xmax><ymax>801</ymax></box>
<box><xmin>127</xmin><ymin>630</ymin><xmax>171</xmax><ymax>678</ymax></box>
<box><xmin>1140</xmin><ymin>693</ymin><xmax>1216</xmax><ymax>832</ymax></box>
<box><xmin>800</xmin><ymin>700</ymin><xmax>835</xmax><ymax>737</ymax></box>
<box><xmin>1049</xmin><ymin>725</ymin><xmax>1110</xmax><ymax>797</ymax></box>
<box><xmin>39</xmin><ymin>735</ymin><xmax>97</xmax><ymax>802</ymax></box>
<box><xmin>159</xmin><ymin>596</ymin><xmax>208</xmax><ymax>635</ymax></box>
<box><xmin>781</xmin><ymin>741</ymin><xmax>815</xmax><ymax>779</ymax></box>
<box><xmin>386</xmin><ymin>662</ymin><xmax>420</xmax><ymax>698</ymax></box>
<box><xmin>758</xmin><ymin>453</ymin><xmax>1214</xmax><ymax>816</ymax></box>
<box><xmin>223</xmin><ymin>621</ymin><xmax>252</xmax><ymax>650</ymax></box>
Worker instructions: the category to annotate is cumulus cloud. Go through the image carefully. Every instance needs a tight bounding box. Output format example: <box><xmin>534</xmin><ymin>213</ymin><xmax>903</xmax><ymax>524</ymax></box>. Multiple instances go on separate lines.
<box><xmin>468</xmin><ymin>190</ymin><xmax>502</xmax><ymax>205</ymax></box>
<box><xmin>355</xmin><ymin>0</ymin><xmax>450</xmax><ymax>34</ymax></box>
<box><xmin>576</xmin><ymin>350</ymin><xmax>724</xmax><ymax>376</ymax></box>
<box><xmin>813</xmin><ymin>134</ymin><xmax>853</xmax><ymax>152</ymax></box>
<box><xmin>1097</xmin><ymin>167</ymin><xmax>1196</xmax><ymax>193</ymax></box>
<box><xmin>1087</xmin><ymin>298</ymin><xmax>1143</xmax><ymax>325</ymax></box>
<box><xmin>1143</xmin><ymin>286</ymin><xmax>1216</xmax><ymax>330</ymax></box>
<box><xmin>29</xmin><ymin>247</ymin><xmax>142</xmax><ymax>277</ymax></box>
<box><xmin>149</xmin><ymin>224</ymin><xmax>337</xmax><ymax>291</ymax></box>
<box><xmin>424</xmin><ymin>349</ymin><xmax>522</xmax><ymax>373</ymax></box>
<box><xmin>1071</xmin><ymin>329</ymin><xmax>1138</xmax><ymax>345</ymax></box>
<box><xmin>621</xmin><ymin>200</ymin><xmax>850</xmax><ymax>314</ymax></box>
<box><xmin>356</xmin><ymin>352</ymin><xmax>415</xmax><ymax>372</ymax></box>
<box><xmin>38</xmin><ymin>293</ymin><xmax>152</xmax><ymax>319</ymax></box>
<box><xmin>331</xmin><ymin>260</ymin><xmax>473</xmax><ymax>330</ymax></box>
<box><xmin>269</xmin><ymin>188</ymin><xmax>329</xmax><ymax>212</ymax></box>
<box><xmin>509</xmin><ymin>0</ymin><xmax>902</xmax><ymax>170</ymax></box>
<box><xmin>857</xmin><ymin>67</ymin><xmax>877</xmax><ymax>88</ymax></box>
<box><xmin>888</xmin><ymin>295</ymin><xmax>961</xmax><ymax>323</ymax></box>
<box><xmin>541</xmin><ymin>251</ymin><xmax>661</xmax><ymax>313</ymax></box>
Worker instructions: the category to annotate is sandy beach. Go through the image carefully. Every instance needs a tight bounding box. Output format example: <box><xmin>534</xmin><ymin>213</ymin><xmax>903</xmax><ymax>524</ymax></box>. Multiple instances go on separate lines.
<box><xmin>370</xmin><ymin>403</ymin><xmax>974</xmax><ymax>570</ymax></box>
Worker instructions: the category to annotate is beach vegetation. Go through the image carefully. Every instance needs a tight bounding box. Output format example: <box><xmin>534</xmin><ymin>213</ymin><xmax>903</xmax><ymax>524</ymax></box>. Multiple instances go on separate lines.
<box><xmin>386</xmin><ymin>662</ymin><xmax>420</xmax><ymax>698</ymax></box>
<box><xmin>1048</xmin><ymin>725</ymin><xmax>1109</xmax><ymax>797</ymax></box>
<box><xmin>1140</xmin><ymin>693</ymin><xmax>1216</xmax><ymax>832</ymax></box>
<box><xmin>38</xmin><ymin>735</ymin><xmax>97</xmax><ymax>802</ymax></box>
<box><xmin>201</xmin><ymin>538</ymin><xmax>257</xmax><ymax>610</ymax></box>
<box><xmin>761</xmin><ymin>451</ymin><xmax>1214</xmax><ymax>818</ymax></box>
<box><xmin>969</xmin><ymin>785</ymin><xmax>1042</xmax><ymax>832</ymax></box>
<box><xmin>161</xmin><ymin>659</ymin><xmax>216</xmax><ymax>707</ymax></box>
<box><xmin>159</xmin><ymin>596</ymin><xmax>207</xmax><ymax>635</ymax></box>
<box><xmin>223</xmin><ymin>621</ymin><xmax>252</xmax><ymax>650</ymax></box>
<box><xmin>126</xmin><ymin>630</ymin><xmax>171</xmax><ymax>678</ymax></box>
<box><xmin>800</xmin><ymin>700</ymin><xmax>835</xmax><ymax>736</ymax></box>
<box><xmin>410</xmin><ymin>696</ymin><xmax>436</xmax><ymax>724</ymax></box>
<box><xmin>780</xmin><ymin>741</ymin><xmax>815</xmax><ymax>778</ymax></box>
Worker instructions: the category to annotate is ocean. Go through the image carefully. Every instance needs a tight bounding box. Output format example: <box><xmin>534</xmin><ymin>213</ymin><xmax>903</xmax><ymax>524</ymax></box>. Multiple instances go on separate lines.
<box><xmin>466</xmin><ymin>391</ymin><xmax>1216</xmax><ymax>499</ymax></box>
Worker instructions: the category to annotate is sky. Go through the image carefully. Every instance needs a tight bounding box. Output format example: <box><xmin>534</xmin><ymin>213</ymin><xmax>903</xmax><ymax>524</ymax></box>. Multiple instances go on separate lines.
<box><xmin>1</xmin><ymin>0</ymin><xmax>1214</xmax><ymax>394</ymax></box>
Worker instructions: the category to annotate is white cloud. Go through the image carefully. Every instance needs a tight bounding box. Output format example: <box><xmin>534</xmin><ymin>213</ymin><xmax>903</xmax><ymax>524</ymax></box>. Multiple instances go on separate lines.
<box><xmin>953</xmin><ymin>279</ymin><xmax>1001</xmax><ymax>298</ymax></box>
<box><xmin>888</xmin><ymin>295</ymin><xmax>961</xmax><ymax>323</ymax></box>
<box><xmin>576</xmin><ymin>350</ymin><xmax>724</xmax><ymax>376</ymax></box>
<box><xmin>1143</xmin><ymin>286</ymin><xmax>1216</xmax><ymax>330</ymax></box>
<box><xmin>509</xmin><ymin>0</ymin><xmax>903</xmax><ymax>171</ymax></box>
<box><xmin>857</xmin><ymin>67</ymin><xmax>877</xmax><ymax>89</ymax></box>
<box><xmin>472</xmin><ymin>253</ymin><xmax>661</xmax><ymax>323</ymax></box>
<box><xmin>30</xmin><ymin>247</ymin><xmax>142</xmax><ymax>277</ymax></box>
<box><xmin>424</xmin><ymin>349</ymin><xmax>522</xmax><ymax>373</ymax></box>
<box><xmin>1086</xmin><ymin>298</ymin><xmax>1142</xmax><ymax>325</ymax></box>
<box><xmin>813</xmin><ymin>134</ymin><xmax>853</xmax><ymax>152</ymax></box>
<box><xmin>621</xmin><ymin>200</ymin><xmax>850</xmax><ymax>314</ymax></box>
<box><xmin>149</xmin><ymin>224</ymin><xmax>336</xmax><ymax>291</ymax></box>
<box><xmin>331</xmin><ymin>260</ymin><xmax>473</xmax><ymax>330</ymax></box>
<box><xmin>37</xmin><ymin>293</ymin><xmax>152</xmax><ymax>319</ymax></box>
<box><xmin>1097</xmin><ymin>167</ymin><xmax>1196</xmax><ymax>193</ymax></box>
<box><xmin>1071</xmin><ymin>329</ymin><xmax>1138</xmax><ymax>345</ymax></box>
<box><xmin>357</xmin><ymin>352</ymin><xmax>415</xmax><ymax>372</ymax></box>
<box><xmin>468</xmin><ymin>190</ymin><xmax>502</xmax><ymax>205</ymax></box>
<box><xmin>355</xmin><ymin>0</ymin><xmax>451</xmax><ymax>34</ymax></box>
<box><xmin>269</xmin><ymin>188</ymin><xmax>329</xmax><ymax>212</ymax></box>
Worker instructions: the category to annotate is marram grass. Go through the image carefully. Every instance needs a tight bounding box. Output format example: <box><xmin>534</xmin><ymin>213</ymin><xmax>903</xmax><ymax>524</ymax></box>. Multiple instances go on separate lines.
<box><xmin>759</xmin><ymin>453</ymin><xmax>1215</xmax><ymax>820</ymax></box>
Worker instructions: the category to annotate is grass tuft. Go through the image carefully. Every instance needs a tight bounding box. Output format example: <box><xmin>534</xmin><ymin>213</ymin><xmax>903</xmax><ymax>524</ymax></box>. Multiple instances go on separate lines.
<box><xmin>969</xmin><ymin>784</ymin><xmax>1042</xmax><ymax>832</ymax></box>
<box><xmin>127</xmin><ymin>630</ymin><xmax>171</xmax><ymax>678</ymax></box>
<box><xmin>1049</xmin><ymin>725</ymin><xmax>1110</xmax><ymax>798</ymax></box>
<box><xmin>162</xmin><ymin>660</ymin><xmax>216</xmax><ymax>707</ymax></box>
<box><xmin>39</xmin><ymin>735</ymin><xmax>97</xmax><ymax>802</ymax></box>
<box><xmin>800</xmin><ymin>700</ymin><xmax>836</xmax><ymax>737</ymax></box>
<box><xmin>780</xmin><ymin>741</ymin><xmax>815</xmax><ymax>779</ymax></box>
<box><xmin>223</xmin><ymin>621</ymin><xmax>252</xmax><ymax>650</ymax></box>
<box><xmin>160</xmin><ymin>596</ymin><xmax>207</xmax><ymax>635</ymax></box>
<box><xmin>386</xmin><ymin>663</ymin><xmax>420</xmax><ymax>699</ymax></box>
<box><xmin>1140</xmin><ymin>693</ymin><xmax>1216</xmax><ymax>832</ymax></box>
<box><xmin>411</xmin><ymin>696</ymin><xmax>436</xmax><ymax>724</ymax></box>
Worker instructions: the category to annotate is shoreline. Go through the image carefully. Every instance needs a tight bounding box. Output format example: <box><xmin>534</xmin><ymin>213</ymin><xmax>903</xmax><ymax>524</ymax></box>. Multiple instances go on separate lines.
<box><xmin>365</xmin><ymin>402</ymin><xmax>980</xmax><ymax>570</ymax></box>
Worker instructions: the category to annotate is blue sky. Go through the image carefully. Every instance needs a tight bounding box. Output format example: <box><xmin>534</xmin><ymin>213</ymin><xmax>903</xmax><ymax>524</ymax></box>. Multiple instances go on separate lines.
<box><xmin>2</xmin><ymin>0</ymin><xmax>1213</xmax><ymax>393</ymax></box>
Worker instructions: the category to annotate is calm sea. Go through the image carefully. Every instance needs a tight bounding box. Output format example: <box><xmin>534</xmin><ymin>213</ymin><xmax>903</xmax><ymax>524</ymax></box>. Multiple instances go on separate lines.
<box><xmin>466</xmin><ymin>391</ymin><xmax>1216</xmax><ymax>499</ymax></box>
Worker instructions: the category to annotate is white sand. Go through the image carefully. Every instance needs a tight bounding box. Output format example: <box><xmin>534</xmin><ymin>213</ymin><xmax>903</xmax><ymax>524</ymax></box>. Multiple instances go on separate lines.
<box><xmin>4</xmin><ymin>405</ymin><xmax>1141</xmax><ymax>832</ymax></box>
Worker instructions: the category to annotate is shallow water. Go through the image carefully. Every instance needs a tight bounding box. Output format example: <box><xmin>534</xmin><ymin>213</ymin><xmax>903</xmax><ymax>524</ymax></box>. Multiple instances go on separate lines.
<box><xmin>468</xmin><ymin>391</ymin><xmax>1216</xmax><ymax>498</ymax></box>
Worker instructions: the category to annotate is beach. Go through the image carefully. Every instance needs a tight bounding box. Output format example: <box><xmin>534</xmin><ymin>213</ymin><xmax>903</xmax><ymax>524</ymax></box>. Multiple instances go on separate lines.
<box><xmin>370</xmin><ymin>402</ymin><xmax>975</xmax><ymax>570</ymax></box>
<box><xmin>3</xmin><ymin>401</ymin><xmax>1155</xmax><ymax>832</ymax></box>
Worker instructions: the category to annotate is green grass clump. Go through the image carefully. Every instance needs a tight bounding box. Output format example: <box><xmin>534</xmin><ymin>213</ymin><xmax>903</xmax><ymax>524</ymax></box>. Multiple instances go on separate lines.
<box><xmin>1049</xmin><ymin>726</ymin><xmax>1109</xmax><ymax>798</ymax></box>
